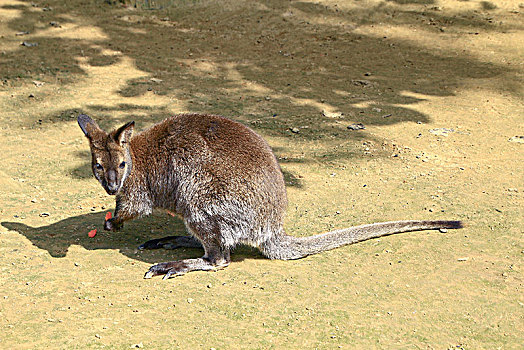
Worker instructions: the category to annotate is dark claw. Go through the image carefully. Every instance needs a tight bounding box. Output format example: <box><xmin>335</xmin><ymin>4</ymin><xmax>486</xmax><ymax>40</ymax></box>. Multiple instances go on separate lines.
<box><xmin>143</xmin><ymin>263</ymin><xmax>166</xmax><ymax>279</ymax></box>
<box><xmin>144</xmin><ymin>261</ymin><xmax>188</xmax><ymax>279</ymax></box>
<box><xmin>143</xmin><ymin>270</ymin><xmax>155</xmax><ymax>279</ymax></box>
<box><xmin>163</xmin><ymin>269</ymin><xmax>183</xmax><ymax>279</ymax></box>
<box><xmin>144</xmin><ymin>262</ymin><xmax>173</xmax><ymax>279</ymax></box>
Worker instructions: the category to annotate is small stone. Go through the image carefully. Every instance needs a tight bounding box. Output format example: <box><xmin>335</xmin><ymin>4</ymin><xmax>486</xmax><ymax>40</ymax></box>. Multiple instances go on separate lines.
<box><xmin>290</xmin><ymin>127</ymin><xmax>300</xmax><ymax>134</ymax></box>
<box><xmin>347</xmin><ymin>123</ymin><xmax>365</xmax><ymax>130</ymax></box>
<box><xmin>95</xmin><ymin>334</ymin><xmax>101</xmax><ymax>339</ymax></box>
<box><xmin>15</xmin><ymin>31</ymin><xmax>30</xmax><ymax>36</ymax></box>
<box><xmin>187</xmin><ymin>298</ymin><xmax>194</xmax><ymax>304</ymax></box>
<box><xmin>39</xmin><ymin>212</ymin><xmax>50</xmax><ymax>217</ymax></box>
<box><xmin>439</xmin><ymin>228</ymin><xmax>448</xmax><ymax>233</ymax></box>
<box><xmin>150</xmin><ymin>78</ymin><xmax>163</xmax><ymax>83</ymax></box>
<box><xmin>352</xmin><ymin>79</ymin><xmax>372</xmax><ymax>86</ymax></box>
<box><xmin>21</xmin><ymin>41</ymin><xmax>38</xmax><ymax>47</ymax></box>
<box><xmin>457</xmin><ymin>257</ymin><xmax>469</xmax><ymax>262</ymax></box>
<box><xmin>429</xmin><ymin>128</ymin><xmax>454</xmax><ymax>137</ymax></box>
<box><xmin>508</xmin><ymin>136</ymin><xmax>524</xmax><ymax>143</ymax></box>
<box><xmin>322</xmin><ymin>110</ymin><xmax>343</xmax><ymax>118</ymax></box>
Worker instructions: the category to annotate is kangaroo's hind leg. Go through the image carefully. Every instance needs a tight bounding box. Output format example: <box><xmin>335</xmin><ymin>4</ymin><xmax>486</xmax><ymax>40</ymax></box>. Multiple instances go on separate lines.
<box><xmin>143</xmin><ymin>220</ymin><xmax>231</xmax><ymax>279</ymax></box>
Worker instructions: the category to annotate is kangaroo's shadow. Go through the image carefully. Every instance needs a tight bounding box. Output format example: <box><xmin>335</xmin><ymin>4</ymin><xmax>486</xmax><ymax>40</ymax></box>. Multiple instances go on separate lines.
<box><xmin>2</xmin><ymin>211</ymin><xmax>262</xmax><ymax>264</ymax></box>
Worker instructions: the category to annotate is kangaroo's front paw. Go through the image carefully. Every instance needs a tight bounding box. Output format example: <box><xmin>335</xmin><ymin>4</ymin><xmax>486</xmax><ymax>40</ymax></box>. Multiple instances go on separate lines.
<box><xmin>104</xmin><ymin>218</ymin><xmax>123</xmax><ymax>231</ymax></box>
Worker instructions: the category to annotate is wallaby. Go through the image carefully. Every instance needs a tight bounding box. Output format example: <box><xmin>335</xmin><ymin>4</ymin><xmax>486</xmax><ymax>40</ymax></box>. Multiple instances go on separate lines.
<box><xmin>78</xmin><ymin>113</ymin><xmax>463</xmax><ymax>279</ymax></box>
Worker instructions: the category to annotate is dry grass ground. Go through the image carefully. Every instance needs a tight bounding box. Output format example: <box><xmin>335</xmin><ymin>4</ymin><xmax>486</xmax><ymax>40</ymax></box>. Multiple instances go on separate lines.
<box><xmin>0</xmin><ymin>0</ymin><xmax>522</xmax><ymax>348</ymax></box>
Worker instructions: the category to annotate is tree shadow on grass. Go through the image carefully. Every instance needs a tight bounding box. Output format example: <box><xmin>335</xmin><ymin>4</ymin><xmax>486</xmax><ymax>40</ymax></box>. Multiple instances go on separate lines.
<box><xmin>1</xmin><ymin>212</ymin><xmax>263</xmax><ymax>264</ymax></box>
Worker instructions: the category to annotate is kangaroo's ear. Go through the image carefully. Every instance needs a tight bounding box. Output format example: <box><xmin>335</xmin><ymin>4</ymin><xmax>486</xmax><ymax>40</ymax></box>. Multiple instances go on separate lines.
<box><xmin>113</xmin><ymin>121</ymin><xmax>135</xmax><ymax>145</ymax></box>
<box><xmin>77</xmin><ymin>114</ymin><xmax>102</xmax><ymax>139</ymax></box>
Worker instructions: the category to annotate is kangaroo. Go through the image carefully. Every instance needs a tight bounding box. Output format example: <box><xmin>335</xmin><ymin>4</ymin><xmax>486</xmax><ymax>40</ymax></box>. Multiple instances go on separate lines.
<box><xmin>78</xmin><ymin>113</ymin><xmax>463</xmax><ymax>279</ymax></box>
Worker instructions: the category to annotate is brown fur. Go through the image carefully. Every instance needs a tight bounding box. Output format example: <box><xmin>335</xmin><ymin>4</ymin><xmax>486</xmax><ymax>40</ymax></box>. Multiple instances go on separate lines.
<box><xmin>78</xmin><ymin>113</ymin><xmax>463</xmax><ymax>279</ymax></box>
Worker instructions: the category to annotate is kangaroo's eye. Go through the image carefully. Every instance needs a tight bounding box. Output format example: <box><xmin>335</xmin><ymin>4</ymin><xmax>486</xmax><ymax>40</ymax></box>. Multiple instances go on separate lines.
<box><xmin>119</xmin><ymin>161</ymin><xmax>126</xmax><ymax>169</ymax></box>
<box><xmin>95</xmin><ymin>163</ymin><xmax>103</xmax><ymax>170</ymax></box>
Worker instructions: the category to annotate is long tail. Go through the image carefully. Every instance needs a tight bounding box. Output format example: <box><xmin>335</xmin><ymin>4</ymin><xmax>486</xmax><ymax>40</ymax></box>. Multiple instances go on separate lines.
<box><xmin>260</xmin><ymin>220</ymin><xmax>463</xmax><ymax>260</ymax></box>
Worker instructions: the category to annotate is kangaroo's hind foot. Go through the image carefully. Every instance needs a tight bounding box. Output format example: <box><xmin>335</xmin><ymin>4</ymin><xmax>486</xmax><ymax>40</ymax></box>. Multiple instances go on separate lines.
<box><xmin>144</xmin><ymin>258</ymin><xmax>229</xmax><ymax>279</ymax></box>
<box><xmin>143</xmin><ymin>243</ymin><xmax>231</xmax><ymax>279</ymax></box>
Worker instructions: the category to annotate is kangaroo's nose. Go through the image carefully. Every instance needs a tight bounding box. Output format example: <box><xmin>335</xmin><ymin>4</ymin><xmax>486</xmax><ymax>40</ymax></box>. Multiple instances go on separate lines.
<box><xmin>107</xmin><ymin>169</ymin><xmax>117</xmax><ymax>181</ymax></box>
<box><xmin>107</xmin><ymin>169</ymin><xmax>118</xmax><ymax>190</ymax></box>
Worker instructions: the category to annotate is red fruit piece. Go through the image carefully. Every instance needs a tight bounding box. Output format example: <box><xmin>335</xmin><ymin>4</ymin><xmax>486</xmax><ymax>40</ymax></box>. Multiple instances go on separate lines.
<box><xmin>88</xmin><ymin>229</ymin><xmax>97</xmax><ymax>238</ymax></box>
<box><xmin>105</xmin><ymin>212</ymin><xmax>112</xmax><ymax>221</ymax></box>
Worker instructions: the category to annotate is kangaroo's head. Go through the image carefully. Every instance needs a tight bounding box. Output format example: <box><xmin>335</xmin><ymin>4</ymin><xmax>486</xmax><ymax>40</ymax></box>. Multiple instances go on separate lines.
<box><xmin>78</xmin><ymin>114</ymin><xmax>134</xmax><ymax>195</ymax></box>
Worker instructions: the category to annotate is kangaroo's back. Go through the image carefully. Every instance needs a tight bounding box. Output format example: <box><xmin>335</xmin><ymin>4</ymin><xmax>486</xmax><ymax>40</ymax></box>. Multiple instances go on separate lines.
<box><xmin>134</xmin><ymin>114</ymin><xmax>282</xmax><ymax>180</ymax></box>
